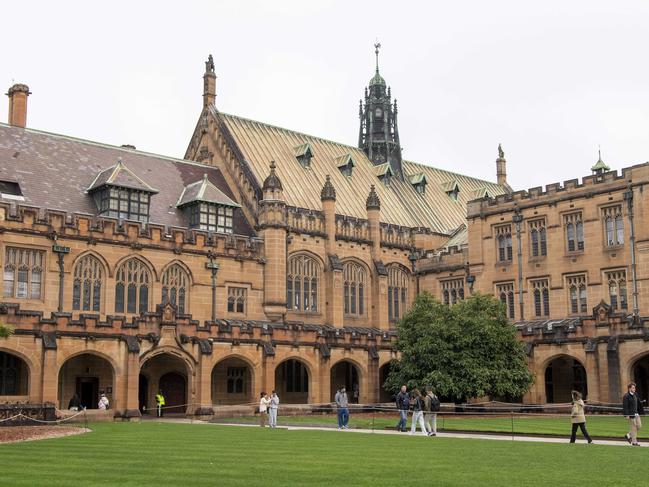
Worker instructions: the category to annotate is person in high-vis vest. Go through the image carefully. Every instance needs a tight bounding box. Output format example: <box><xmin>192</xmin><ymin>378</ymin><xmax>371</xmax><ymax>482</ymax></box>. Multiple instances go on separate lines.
<box><xmin>156</xmin><ymin>390</ymin><xmax>165</xmax><ymax>418</ymax></box>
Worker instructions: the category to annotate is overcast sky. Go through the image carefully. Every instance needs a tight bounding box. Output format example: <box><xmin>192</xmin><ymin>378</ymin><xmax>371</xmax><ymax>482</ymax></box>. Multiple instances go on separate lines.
<box><xmin>2</xmin><ymin>0</ymin><xmax>648</xmax><ymax>190</ymax></box>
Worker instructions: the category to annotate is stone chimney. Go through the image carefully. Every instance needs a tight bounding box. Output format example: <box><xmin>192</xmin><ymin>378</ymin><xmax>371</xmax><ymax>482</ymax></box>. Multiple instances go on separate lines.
<box><xmin>6</xmin><ymin>84</ymin><xmax>31</xmax><ymax>128</ymax></box>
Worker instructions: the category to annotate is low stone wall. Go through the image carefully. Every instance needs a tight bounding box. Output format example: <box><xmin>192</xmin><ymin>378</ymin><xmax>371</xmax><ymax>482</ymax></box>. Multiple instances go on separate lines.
<box><xmin>0</xmin><ymin>403</ymin><xmax>56</xmax><ymax>426</ymax></box>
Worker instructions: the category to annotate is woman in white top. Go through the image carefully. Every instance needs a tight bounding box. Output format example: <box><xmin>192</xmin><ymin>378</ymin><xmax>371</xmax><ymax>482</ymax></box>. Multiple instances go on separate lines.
<box><xmin>98</xmin><ymin>393</ymin><xmax>110</xmax><ymax>410</ymax></box>
<box><xmin>259</xmin><ymin>392</ymin><xmax>271</xmax><ymax>427</ymax></box>
<box><xmin>269</xmin><ymin>391</ymin><xmax>280</xmax><ymax>428</ymax></box>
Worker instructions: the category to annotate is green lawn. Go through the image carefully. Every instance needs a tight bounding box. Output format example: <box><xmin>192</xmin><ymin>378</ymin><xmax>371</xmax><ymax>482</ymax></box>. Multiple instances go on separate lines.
<box><xmin>0</xmin><ymin>422</ymin><xmax>647</xmax><ymax>486</ymax></box>
<box><xmin>214</xmin><ymin>413</ymin><xmax>647</xmax><ymax>439</ymax></box>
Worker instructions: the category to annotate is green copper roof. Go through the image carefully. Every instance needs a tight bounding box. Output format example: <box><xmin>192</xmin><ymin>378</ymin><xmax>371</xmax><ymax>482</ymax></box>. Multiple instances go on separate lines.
<box><xmin>369</xmin><ymin>71</ymin><xmax>386</xmax><ymax>87</ymax></box>
<box><xmin>591</xmin><ymin>157</ymin><xmax>610</xmax><ymax>172</ymax></box>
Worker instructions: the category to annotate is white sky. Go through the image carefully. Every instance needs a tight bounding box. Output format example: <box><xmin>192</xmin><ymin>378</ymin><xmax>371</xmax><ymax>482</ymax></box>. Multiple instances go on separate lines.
<box><xmin>2</xmin><ymin>0</ymin><xmax>649</xmax><ymax>191</ymax></box>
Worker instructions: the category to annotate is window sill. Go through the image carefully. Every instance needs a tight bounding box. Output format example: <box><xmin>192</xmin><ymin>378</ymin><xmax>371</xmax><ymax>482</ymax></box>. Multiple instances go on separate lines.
<box><xmin>495</xmin><ymin>261</ymin><xmax>513</xmax><ymax>267</ymax></box>
<box><xmin>528</xmin><ymin>256</ymin><xmax>547</xmax><ymax>264</ymax></box>
<box><xmin>604</xmin><ymin>244</ymin><xmax>624</xmax><ymax>251</ymax></box>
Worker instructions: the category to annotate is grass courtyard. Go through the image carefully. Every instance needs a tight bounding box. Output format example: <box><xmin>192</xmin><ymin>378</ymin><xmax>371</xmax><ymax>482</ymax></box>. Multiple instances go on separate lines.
<box><xmin>0</xmin><ymin>422</ymin><xmax>647</xmax><ymax>486</ymax></box>
<box><xmin>214</xmin><ymin>412</ymin><xmax>649</xmax><ymax>439</ymax></box>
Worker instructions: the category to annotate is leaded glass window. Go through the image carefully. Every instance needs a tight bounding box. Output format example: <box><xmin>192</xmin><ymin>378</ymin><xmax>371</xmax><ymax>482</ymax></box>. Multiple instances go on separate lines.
<box><xmin>115</xmin><ymin>258</ymin><xmax>151</xmax><ymax>314</ymax></box>
<box><xmin>286</xmin><ymin>254</ymin><xmax>319</xmax><ymax>312</ymax></box>
<box><xmin>343</xmin><ymin>261</ymin><xmax>367</xmax><ymax>317</ymax></box>
<box><xmin>161</xmin><ymin>264</ymin><xmax>189</xmax><ymax>315</ymax></box>
<box><xmin>3</xmin><ymin>247</ymin><xmax>44</xmax><ymax>300</ymax></box>
<box><xmin>72</xmin><ymin>255</ymin><xmax>103</xmax><ymax>312</ymax></box>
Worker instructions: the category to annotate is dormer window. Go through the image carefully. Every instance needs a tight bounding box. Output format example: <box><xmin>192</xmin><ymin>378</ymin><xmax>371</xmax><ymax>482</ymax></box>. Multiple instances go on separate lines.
<box><xmin>374</xmin><ymin>163</ymin><xmax>393</xmax><ymax>186</ymax></box>
<box><xmin>442</xmin><ymin>180</ymin><xmax>460</xmax><ymax>201</ymax></box>
<box><xmin>177</xmin><ymin>173</ymin><xmax>240</xmax><ymax>234</ymax></box>
<box><xmin>294</xmin><ymin>143</ymin><xmax>313</xmax><ymax>168</ymax></box>
<box><xmin>336</xmin><ymin>153</ymin><xmax>356</xmax><ymax>178</ymax></box>
<box><xmin>0</xmin><ymin>180</ymin><xmax>24</xmax><ymax>201</ymax></box>
<box><xmin>86</xmin><ymin>158</ymin><xmax>157</xmax><ymax>223</ymax></box>
<box><xmin>408</xmin><ymin>173</ymin><xmax>427</xmax><ymax>195</ymax></box>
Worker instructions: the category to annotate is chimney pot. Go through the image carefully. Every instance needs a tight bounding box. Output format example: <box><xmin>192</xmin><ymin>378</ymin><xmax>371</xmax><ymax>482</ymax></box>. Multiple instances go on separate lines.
<box><xmin>6</xmin><ymin>83</ymin><xmax>31</xmax><ymax>128</ymax></box>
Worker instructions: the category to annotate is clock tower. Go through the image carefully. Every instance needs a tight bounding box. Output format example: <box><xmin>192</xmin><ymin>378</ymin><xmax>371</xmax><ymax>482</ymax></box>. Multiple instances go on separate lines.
<box><xmin>358</xmin><ymin>43</ymin><xmax>403</xmax><ymax>179</ymax></box>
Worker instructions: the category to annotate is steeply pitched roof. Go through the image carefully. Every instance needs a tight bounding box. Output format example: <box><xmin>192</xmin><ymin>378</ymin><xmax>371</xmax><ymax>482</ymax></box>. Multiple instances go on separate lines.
<box><xmin>217</xmin><ymin>111</ymin><xmax>507</xmax><ymax>233</ymax></box>
<box><xmin>177</xmin><ymin>173</ymin><xmax>240</xmax><ymax>208</ymax></box>
<box><xmin>87</xmin><ymin>158</ymin><xmax>158</xmax><ymax>193</ymax></box>
<box><xmin>0</xmin><ymin>123</ymin><xmax>253</xmax><ymax>235</ymax></box>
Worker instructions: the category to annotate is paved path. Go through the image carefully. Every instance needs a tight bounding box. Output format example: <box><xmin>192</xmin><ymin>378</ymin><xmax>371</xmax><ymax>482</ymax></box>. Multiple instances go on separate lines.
<box><xmin>145</xmin><ymin>417</ymin><xmax>637</xmax><ymax>447</ymax></box>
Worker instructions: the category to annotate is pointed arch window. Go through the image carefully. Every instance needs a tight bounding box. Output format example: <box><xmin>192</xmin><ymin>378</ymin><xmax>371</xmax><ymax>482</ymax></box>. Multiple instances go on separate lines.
<box><xmin>532</xmin><ymin>279</ymin><xmax>550</xmax><ymax>317</ymax></box>
<box><xmin>567</xmin><ymin>275</ymin><xmax>587</xmax><ymax>314</ymax></box>
<box><xmin>495</xmin><ymin>225</ymin><xmax>513</xmax><ymax>262</ymax></box>
<box><xmin>343</xmin><ymin>261</ymin><xmax>367</xmax><ymax>317</ymax></box>
<box><xmin>161</xmin><ymin>264</ymin><xmax>189</xmax><ymax>315</ymax></box>
<box><xmin>603</xmin><ymin>205</ymin><xmax>624</xmax><ymax>246</ymax></box>
<box><xmin>115</xmin><ymin>258</ymin><xmax>151</xmax><ymax>314</ymax></box>
<box><xmin>496</xmin><ymin>282</ymin><xmax>515</xmax><ymax>319</ymax></box>
<box><xmin>287</xmin><ymin>254</ymin><xmax>320</xmax><ymax>313</ymax></box>
<box><xmin>529</xmin><ymin>219</ymin><xmax>547</xmax><ymax>258</ymax></box>
<box><xmin>388</xmin><ymin>265</ymin><xmax>409</xmax><ymax>322</ymax></box>
<box><xmin>72</xmin><ymin>255</ymin><xmax>103</xmax><ymax>312</ymax></box>
<box><xmin>606</xmin><ymin>270</ymin><xmax>628</xmax><ymax>311</ymax></box>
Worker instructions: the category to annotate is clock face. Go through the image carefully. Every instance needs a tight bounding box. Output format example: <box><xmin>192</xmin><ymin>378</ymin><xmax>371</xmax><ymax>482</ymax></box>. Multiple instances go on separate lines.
<box><xmin>374</xmin><ymin>107</ymin><xmax>383</xmax><ymax>118</ymax></box>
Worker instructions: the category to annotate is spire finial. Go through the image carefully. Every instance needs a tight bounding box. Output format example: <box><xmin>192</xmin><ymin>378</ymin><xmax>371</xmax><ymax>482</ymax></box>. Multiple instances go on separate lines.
<box><xmin>598</xmin><ymin>144</ymin><xmax>602</xmax><ymax>162</ymax></box>
<box><xmin>374</xmin><ymin>41</ymin><xmax>381</xmax><ymax>74</ymax></box>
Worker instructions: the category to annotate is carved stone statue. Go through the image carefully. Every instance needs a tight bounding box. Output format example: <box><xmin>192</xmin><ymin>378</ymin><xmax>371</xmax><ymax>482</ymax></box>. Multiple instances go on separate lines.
<box><xmin>498</xmin><ymin>143</ymin><xmax>505</xmax><ymax>159</ymax></box>
<box><xmin>205</xmin><ymin>54</ymin><xmax>215</xmax><ymax>73</ymax></box>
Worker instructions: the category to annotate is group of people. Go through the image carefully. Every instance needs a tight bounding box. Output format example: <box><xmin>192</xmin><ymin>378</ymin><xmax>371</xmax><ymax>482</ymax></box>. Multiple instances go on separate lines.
<box><xmin>68</xmin><ymin>392</ymin><xmax>110</xmax><ymax>411</ymax></box>
<box><xmin>259</xmin><ymin>391</ymin><xmax>280</xmax><ymax>427</ymax></box>
<box><xmin>395</xmin><ymin>385</ymin><xmax>441</xmax><ymax>436</ymax></box>
<box><xmin>571</xmin><ymin>382</ymin><xmax>644</xmax><ymax>445</ymax></box>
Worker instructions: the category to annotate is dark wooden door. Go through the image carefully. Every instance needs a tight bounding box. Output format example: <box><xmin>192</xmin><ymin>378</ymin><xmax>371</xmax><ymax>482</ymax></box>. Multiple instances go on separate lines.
<box><xmin>77</xmin><ymin>377</ymin><xmax>99</xmax><ymax>409</ymax></box>
<box><xmin>159</xmin><ymin>372</ymin><xmax>186</xmax><ymax>414</ymax></box>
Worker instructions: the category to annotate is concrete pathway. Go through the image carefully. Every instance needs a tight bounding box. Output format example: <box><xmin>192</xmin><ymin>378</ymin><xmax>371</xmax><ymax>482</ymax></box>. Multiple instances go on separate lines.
<box><xmin>145</xmin><ymin>417</ymin><xmax>638</xmax><ymax>447</ymax></box>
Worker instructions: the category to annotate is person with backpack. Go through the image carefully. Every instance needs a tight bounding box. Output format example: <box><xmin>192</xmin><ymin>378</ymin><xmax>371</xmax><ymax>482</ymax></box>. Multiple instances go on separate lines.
<box><xmin>424</xmin><ymin>387</ymin><xmax>440</xmax><ymax>437</ymax></box>
<box><xmin>409</xmin><ymin>388</ymin><xmax>428</xmax><ymax>436</ymax></box>
<box><xmin>395</xmin><ymin>385</ymin><xmax>409</xmax><ymax>432</ymax></box>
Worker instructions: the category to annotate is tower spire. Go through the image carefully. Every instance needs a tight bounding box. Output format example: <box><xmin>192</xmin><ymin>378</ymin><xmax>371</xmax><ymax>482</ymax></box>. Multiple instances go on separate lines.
<box><xmin>374</xmin><ymin>41</ymin><xmax>381</xmax><ymax>74</ymax></box>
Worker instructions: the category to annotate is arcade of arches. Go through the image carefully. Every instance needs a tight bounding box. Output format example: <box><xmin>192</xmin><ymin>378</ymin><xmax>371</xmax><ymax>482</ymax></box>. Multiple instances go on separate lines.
<box><xmin>0</xmin><ymin>351</ymin><xmax>28</xmax><ymax>397</ymax></box>
<box><xmin>211</xmin><ymin>357</ymin><xmax>254</xmax><ymax>406</ymax></box>
<box><xmin>544</xmin><ymin>356</ymin><xmax>588</xmax><ymax>403</ymax></box>
<box><xmin>140</xmin><ymin>354</ymin><xmax>189</xmax><ymax>414</ymax></box>
<box><xmin>330</xmin><ymin>361</ymin><xmax>360</xmax><ymax>402</ymax></box>
<box><xmin>57</xmin><ymin>353</ymin><xmax>114</xmax><ymax>410</ymax></box>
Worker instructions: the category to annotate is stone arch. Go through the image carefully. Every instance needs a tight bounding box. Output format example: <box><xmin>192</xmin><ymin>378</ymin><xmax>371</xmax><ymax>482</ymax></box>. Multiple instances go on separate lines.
<box><xmin>160</xmin><ymin>259</ymin><xmax>194</xmax><ymax>286</ymax></box>
<box><xmin>378</xmin><ymin>361</ymin><xmax>393</xmax><ymax>403</ymax></box>
<box><xmin>140</xmin><ymin>350</ymin><xmax>193</xmax><ymax>415</ymax></box>
<box><xmin>160</xmin><ymin>262</ymin><xmax>192</xmax><ymax>315</ymax></box>
<box><xmin>542</xmin><ymin>354</ymin><xmax>588</xmax><ymax>403</ymax></box>
<box><xmin>629</xmin><ymin>352</ymin><xmax>649</xmax><ymax>402</ymax></box>
<box><xmin>71</xmin><ymin>252</ymin><xmax>107</xmax><ymax>313</ymax></box>
<box><xmin>211</xmin><ymin>354</ymin><xmax>256</xmax><ymax>406</ymax></box>
<box><xmin>71</xmin><ymin>250</ymin><xmax>110</xmax><ymax>276</ymax></box>
<box><xmin>330</xmin><ymin>359</ymin><xmax>363</xmax><ymax>403</ymax></box>
<box><xmin>57</xmin><ymin>352</ymin><xmax>116</xmax><ymax>410</ymax></box>
<box><xmin>274</xmin><ymin>357</ymin><xmax>312</xmax><ymax>404</ymax></box>
<box><xmin>286</xmin><ymin>252</ymin><xmax>324</xmax><ymax>313</ymax></box>
<box><xmin>113</xmin><ymin>254</ymin><xmax>158</xmax><ymax>282</ymax></box>
<box><xmin>0</xmin><ymin>348</ymin><xmax>30</xmax><ymax>396</ymax></box>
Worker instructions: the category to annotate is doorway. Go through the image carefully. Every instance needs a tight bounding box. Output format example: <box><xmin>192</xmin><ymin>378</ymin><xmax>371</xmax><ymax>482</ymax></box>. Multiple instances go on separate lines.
<box><xmin>77</xmin><ymin>377</ymin><xmax>99</xmax><ymax>409</ymax></box>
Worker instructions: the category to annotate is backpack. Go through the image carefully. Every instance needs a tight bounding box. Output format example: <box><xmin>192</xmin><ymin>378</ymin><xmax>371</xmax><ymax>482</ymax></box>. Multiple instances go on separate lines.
<box><xmin>430</xmin><ymin>394</ymin><xmax>441</xmax><ymax>412</ymax></box>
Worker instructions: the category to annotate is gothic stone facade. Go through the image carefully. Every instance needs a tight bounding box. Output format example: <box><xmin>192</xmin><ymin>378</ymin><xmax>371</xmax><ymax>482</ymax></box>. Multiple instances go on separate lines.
<box><xmin>1</xmin><ymin>54</ymin><xmax>648</xmax><ymax>416</ymax></box>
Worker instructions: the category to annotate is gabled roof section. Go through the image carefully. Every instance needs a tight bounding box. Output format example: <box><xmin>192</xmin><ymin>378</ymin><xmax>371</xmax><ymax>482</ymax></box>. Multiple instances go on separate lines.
<box><xmin>87</xmin><ymin>158</ymin><xmax>158</xmax><ymax>193</ymax></box>
<box><xmin>294</xmin><ymin>143</ymin><xmax>313</xmax><ymax>158</ymax></box>
<box><xmin>177</xmin><ymin>173</ymin><xmax>240</xmax><ymax>208</ymax></box>
<box><xmin>217</xmin><ymin>112</ymin><xmax>508</xmax><ymax>233</ymax></box>
<box><xmin>408</xmin><ymin>172</ymin><xmax>427</xmax><ymax>185</ymax></box>
<box><xmin>0</xmin><ymin>123</ymin><xmax>254</xmax><ymax>235</ymax></box>
<box><xmin>471</xmin><ymin>187</ymin><xmax>491</xmax><ymax>199</ymax></box>
<box><xmin>335</xmin><ymin>153</ymin><xmax>356</xmax><ymax>168</ymax></box>
<box><xmin>443</xmin><ymin>224</ymin><xmax>468</xmax><ymax>248</ymax></box>
<box><xmin>374</xmin><ymin>163</ymin><xmax>393</xmax><ymax>177</ymax></box>
<box><xmin>440</xmin><ymin>179</ymin><xmax>459</xmax><ymax>193</ymax></box>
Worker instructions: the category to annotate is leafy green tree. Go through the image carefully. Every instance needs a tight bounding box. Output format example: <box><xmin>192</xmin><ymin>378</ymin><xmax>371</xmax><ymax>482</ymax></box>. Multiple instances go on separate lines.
<box><xmin>384</xmin><ymin>291</ymin><xmax>533</xmax><ymax>402</ymax></box>
<box><xmin>0</xmin><ymin>322</ymin><xmax>13</xmax><ymax>339</ymax></box>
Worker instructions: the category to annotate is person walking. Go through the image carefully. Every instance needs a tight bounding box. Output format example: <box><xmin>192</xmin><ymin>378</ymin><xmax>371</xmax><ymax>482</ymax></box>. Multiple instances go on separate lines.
<box><xmin>424</xmin><ymin>388</ymin><xmax>440</xmax><ymax>437</ymax></box>
<box><xmin>569</xmin><ymin>390</ymin><xmax>593</xmax><ymax>444</ymax></box>
<box><xmin>98</xmin><ymin>392</ymin><xmax>110</xmax><ymax>410</ymax></box>
<box><xmin>335</xmin><ymin>386</ymin><xmax>350</xmax><ymax>429</ymax></box>
<box><xmin>395</xmin><ymin>385</ymin><xmax>409</xmax><ymax>432</ymax></box>
<box><xmin>623</xmin><ymin>382</ymin><xmax>643</xmax><ymax>446</ymax></box>
<box><xmin>259</xmin><ymin>392</ymin><xmax>271</xmax><ymax>427</ymax></box>
<box><xmin>410</xmin><ymin>388</ymin><xmax>428</xmax><ymax>436</ymax></box>
<box><xmin>155</xmin><ymin>390</ymin><xmax>165</xmax><ymax>418</ymax></box>
<box><xmin>269</xmin><ymin>390</ymin><xmax>280</xmax><ymax>428</ymax></box>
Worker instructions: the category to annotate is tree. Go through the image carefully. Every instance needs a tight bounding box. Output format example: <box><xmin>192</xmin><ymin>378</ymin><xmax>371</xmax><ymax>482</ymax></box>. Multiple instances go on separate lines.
<box><xmin>384</xmin><ymin>291</ymin><xmax>533</xmax><ymax>402</ymax></box>
<box><xmin>0</xmin><ymin>322</ymin><xmax>13</xmax><ymax>339</ymax></box>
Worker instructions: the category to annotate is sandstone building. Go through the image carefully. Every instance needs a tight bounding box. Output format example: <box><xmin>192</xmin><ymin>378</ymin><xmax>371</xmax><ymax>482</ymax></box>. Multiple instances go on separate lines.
<box><xmin>1</xmin><ymin>51</ymin><xmax>647</xmax><ymax>416</ymax></box>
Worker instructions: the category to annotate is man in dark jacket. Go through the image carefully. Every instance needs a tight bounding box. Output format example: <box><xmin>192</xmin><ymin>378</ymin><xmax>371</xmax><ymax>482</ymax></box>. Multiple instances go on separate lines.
<box><xmin>623</xmin><ymin>382</ymin><xmax>642</xmax><ymax>446</ymax></box>
<box><xmin>395</xmin><ymin>385</ymin><xmax>409</xmax><ymax>432</ymax></box>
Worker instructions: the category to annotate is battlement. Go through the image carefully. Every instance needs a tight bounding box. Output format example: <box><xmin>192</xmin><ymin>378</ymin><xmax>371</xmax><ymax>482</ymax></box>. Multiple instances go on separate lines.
<box><xmin>467</xmin><ymin>163</ymin><xmax>649</xmax><ymax>218</ymax></box>
<box><xmin>0</xmin><ymin>203</ymin><xmax>264</xmax><ymax>261</ymax></box>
